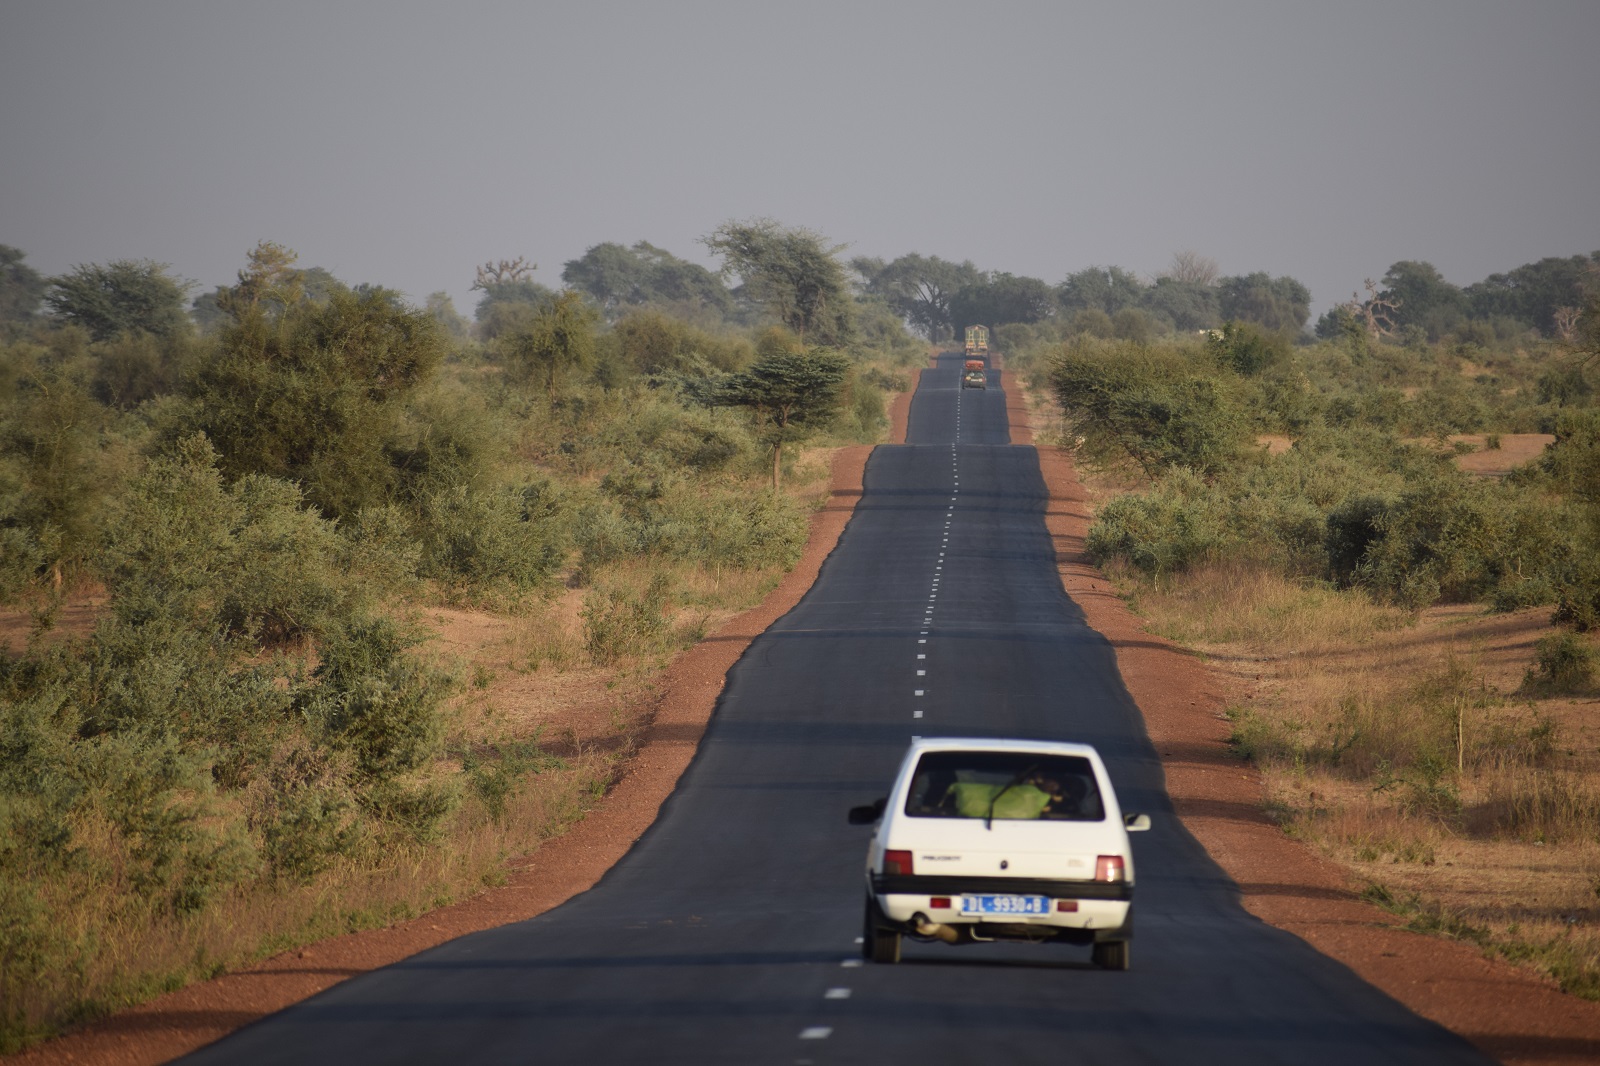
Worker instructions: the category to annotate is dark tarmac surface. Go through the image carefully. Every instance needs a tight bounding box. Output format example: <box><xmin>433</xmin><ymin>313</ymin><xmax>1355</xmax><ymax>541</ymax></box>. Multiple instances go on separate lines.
<box><xmin>181</xmin><ymin>356</ymin><xmax>1493</xmax><ymax>1065</ymax></box>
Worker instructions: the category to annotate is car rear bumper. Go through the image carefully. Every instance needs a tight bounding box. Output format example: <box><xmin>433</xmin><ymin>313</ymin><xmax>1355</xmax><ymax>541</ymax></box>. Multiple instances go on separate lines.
<box><xmin>872</xmin><ymin>873</ymin><xmax>1132</xmax><ymax>900</ymax></box>
<box><xmin>870</xmin><ymin>874</ymin><xmax>1133</xmax><ymax>937</ymax></box>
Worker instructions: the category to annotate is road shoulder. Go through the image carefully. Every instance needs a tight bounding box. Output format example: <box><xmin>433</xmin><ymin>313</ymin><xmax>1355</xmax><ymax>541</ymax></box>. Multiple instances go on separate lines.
<box><xmin>1020</xmin><ymin>396</ymin><xmax>1600</xmax><ymax>1066</ymax></box>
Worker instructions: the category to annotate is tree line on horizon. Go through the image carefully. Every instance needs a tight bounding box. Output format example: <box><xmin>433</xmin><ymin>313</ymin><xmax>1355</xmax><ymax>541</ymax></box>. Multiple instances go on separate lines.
<box><xmin>6</xmin><ymin>236</ymin><xmax>1594</xmax><ymax>360</ymax></box>
<box><xmin>849</xmin><ymin>249</ymin><xmax>1599</xmax><ymax>349</ymax></box>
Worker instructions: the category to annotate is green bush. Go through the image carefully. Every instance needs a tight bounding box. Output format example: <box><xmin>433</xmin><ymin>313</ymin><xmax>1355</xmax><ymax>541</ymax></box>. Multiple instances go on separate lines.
<box><xmin>0</xmin><ymin>342</ymin><xmax>114</xmax><ymax>589</ymax></box>
<box><xmin>1086</xmin><ymin>470</ymin><xmax>1223</xmax><ymax>575</ymax></box>
<box><xmin>412</xmin><ymin>482</ymin><xmax>566</xmax><ymax>597</ymax></box>
<box><xmin>1325</xmin><ymin>494</ymin><xmax>1392</xmax><ymax>587</ymax></box>
<box><xmin>1206</xmin><ymin>321</ymin><xmax>1291</xmax><ymax>377</ymax></box>
<box><xmin>248</xmin><ymin>739</ymin><xmax>357</xmax><ymax>882</ymax></box>
<box><xmin>174</xmin><ymin>287</ymin><xmax>446</xmax><ymax>519</ymax></box>
<box><xmin>0</xmin><ymin>879</ymin><xmax>70</xmax><ymax>1053</ymax></box>
<box><xmin>612</xmin><ymin>310</ymin><xmax>751</xmax><ymax>376</ymax></box>
<box><xmin>304</xmin><ymin>616</ymin><xmax>453</xmax><ymax>783</ymax></box>
<box><xmin>359</xmin><ymin>778</ymin><xmax>460</xmax><ymax>845</ymax></box>
<box><xmin>1050</xmin><ymin>338</ymin><xmax>1250</xmax><ymax>476</ymax></box>
<box><xmin>582</xmin><ymin>574</ymin><xmax>672</xmax><ymax>665</ymax></box>
<box><xmin>460</xmin><ymin>739</ymin><xmax>565</xmax><ymax>826</ymax></box>
<box><xmin>1527</xmin><ymin>632</ymin><xmax>1596</xmax><ymax>693</ymax></box>
<box><xmin>571</xmin><ymin>463</ymin><xmax>806</xmax><ymax>576</ymax></box>
<box><xmin>1354</xmin><ymin>476</ymin><xmax>1569</xmax><ymax>609</ymax></box>
<box><xmin>1554</xmin><ymin>562</ymin><xmax>1600</xmax><ymax>632</ymax></box>
<box><xmin>100</xmin><ymin>435</ymin><xmax>363</xmax><ymax>643</ymax></box>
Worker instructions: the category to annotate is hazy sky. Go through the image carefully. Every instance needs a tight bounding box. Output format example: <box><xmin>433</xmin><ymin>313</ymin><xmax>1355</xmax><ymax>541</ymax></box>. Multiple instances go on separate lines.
<box><xmin>3</xmin><ymin>1</ymin><xmax>1597</xmax><ymax>320</ymax></box>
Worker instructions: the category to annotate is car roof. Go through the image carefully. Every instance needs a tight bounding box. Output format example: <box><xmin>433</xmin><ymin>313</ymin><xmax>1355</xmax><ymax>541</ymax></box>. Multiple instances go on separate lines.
<box><xmin>904</xmin><ymin>737</ymin><xmax>1101</xmax><ymax>760</ymax></box>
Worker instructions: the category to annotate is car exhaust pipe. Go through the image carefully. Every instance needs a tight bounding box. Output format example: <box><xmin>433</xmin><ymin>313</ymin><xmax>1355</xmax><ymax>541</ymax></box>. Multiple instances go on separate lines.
<box><xmin>912</xmin><ymin>914</ymin><xmax>963</xmax><ymax>944</ymax></box>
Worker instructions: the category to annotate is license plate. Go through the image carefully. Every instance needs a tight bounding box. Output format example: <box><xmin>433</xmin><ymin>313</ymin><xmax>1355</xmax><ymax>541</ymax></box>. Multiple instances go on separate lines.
<box><xmin>960</xmin><ymin>894</ymin><xmax>1048</xmax><ymax>916</ymax></box>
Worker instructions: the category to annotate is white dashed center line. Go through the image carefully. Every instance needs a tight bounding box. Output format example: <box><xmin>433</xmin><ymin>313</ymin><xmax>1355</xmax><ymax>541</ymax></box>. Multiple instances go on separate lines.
<box><xmin>799</xmin><ymin>1027</ymin><xmax>832</xmax><ymax>1040</ymax></box>
<box><xmin>825</xmin><ymin>988</ymin><xmax>852</xmax><ymax>1000</ymax></box>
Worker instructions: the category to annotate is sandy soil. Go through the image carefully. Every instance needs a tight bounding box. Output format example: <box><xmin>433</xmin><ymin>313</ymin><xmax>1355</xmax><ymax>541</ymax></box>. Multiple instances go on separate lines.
<box><xmin>1451</xmin><ymin>434</ymin><xmax>1554</xmax><ymax>477</ymax></box>
<box><xmin>17</xmin><ymin>377</ymin><xmax>1600</xmax><ymax>1065</ymax></box>
<box><xmin>1255</xmin><ymin>432</ymin><xmax>1552</xmax><ymax>474</ymax></box>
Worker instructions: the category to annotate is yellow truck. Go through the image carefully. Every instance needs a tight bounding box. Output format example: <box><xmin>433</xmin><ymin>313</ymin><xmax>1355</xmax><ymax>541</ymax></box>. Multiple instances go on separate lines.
<box><xmin>964</xmin><ymin>325</ymin><xmax>989</xmax><ymax>357</ymax></box>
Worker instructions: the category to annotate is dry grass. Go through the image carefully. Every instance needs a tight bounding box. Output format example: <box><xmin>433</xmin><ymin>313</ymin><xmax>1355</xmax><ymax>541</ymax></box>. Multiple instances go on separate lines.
<box><xmin>1</xmin><ymin>502</ymin><xmax>805</xmax><ymax>1048</ymax></box>
<box><xmin>6</xmin><ymin>748</ymin><xmax>613</xmax><ymax>1045</ymax></box>
<box><xmin>1132</xmin><ymin>561</ymin><xmax>1600</xmax><ymax>997</ymax></box>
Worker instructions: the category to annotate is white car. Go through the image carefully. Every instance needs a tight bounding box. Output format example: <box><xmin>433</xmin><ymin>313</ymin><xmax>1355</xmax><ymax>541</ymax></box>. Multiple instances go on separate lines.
<box><xmin>848</xmin><ymin>737</ymin><xmax>1150</xmax><ymax>969</ymax></box>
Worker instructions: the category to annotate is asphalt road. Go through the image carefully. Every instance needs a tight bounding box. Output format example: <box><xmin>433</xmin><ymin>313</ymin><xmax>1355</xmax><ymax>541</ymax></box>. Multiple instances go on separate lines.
<box><xmin>183</xmin><ymin>355</ymin><xmax>1494</xmax><ymax>1065</ymax></box>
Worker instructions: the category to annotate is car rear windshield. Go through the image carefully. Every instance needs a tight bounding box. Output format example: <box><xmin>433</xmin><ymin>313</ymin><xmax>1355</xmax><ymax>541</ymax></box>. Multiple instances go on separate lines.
<box><xmin>903</xmin><ymin>752</ymin><xmax>1104</xmax><ymax>822</ymax></box>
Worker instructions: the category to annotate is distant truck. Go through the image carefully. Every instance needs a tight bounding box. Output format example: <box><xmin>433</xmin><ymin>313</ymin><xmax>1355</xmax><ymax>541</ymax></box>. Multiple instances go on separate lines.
<box><xmin>964</xmin><ymin>325</ymin><xmax>989</xmax><ymax>357</ymax></box>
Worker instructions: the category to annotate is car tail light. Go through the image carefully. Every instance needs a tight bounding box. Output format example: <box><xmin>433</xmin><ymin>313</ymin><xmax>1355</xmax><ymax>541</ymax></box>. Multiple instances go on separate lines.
<box><xmin>1094</xmin><ymin>855</ymin><xmax>1125</xmax><ymax>883</ymax></box>
<box><xmin>929</xmin><ymin>896</ymin><xmax>951</xmax><ymax>909</ymax></box>
<box><xmin>1055</xmin><ymin>900</ymin><xmax>1079</xmax><ymax>912</ymax></box>
<box><xmin>883</xmin><ymin>850</ymin><xmax>914</xmax><ymax>876</ymax></box>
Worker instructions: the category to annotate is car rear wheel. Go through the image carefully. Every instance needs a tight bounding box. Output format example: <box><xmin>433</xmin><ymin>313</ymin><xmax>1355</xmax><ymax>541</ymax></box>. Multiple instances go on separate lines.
<box><xmin>863</xmin><ymin>897</ymin><xmax>901</xmax><ymax>964</ymax></box>
<box><xmin>1091</xmin><ymin>939</ymin><xmax>1130</xmax><ymax>971</ymax></box>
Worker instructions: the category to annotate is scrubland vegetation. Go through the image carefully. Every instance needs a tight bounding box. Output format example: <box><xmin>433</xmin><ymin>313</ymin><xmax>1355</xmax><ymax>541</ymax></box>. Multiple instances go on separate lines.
<box><xmin>0</xmin><ymin>228</ymin><xmax>921</xmax><ymax>1049</ymax></box>
<box><xmin>4</xmin><ymin>225</ymin><xmax>1595</xmax><ymax>1042</ymax></box>
<box><xmin>1001</xmin><ymin>249</ymin><xmax>1600</xmax><ymax>996</ymax></box>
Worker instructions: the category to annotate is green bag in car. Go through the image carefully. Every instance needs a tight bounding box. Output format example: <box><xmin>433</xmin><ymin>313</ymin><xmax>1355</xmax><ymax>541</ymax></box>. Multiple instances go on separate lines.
<box><xmin>948</xmin><ymin>782</ymin><xmax>1051</xmax><ymax>820</ymax></box>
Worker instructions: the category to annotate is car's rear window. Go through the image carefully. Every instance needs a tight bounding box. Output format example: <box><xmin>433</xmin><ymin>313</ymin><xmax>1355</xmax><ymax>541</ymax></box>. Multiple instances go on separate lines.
<box><xmin>903</xmin><ymin>752</ymin><xmax>1104</xmax><ymax>822</ymax></box>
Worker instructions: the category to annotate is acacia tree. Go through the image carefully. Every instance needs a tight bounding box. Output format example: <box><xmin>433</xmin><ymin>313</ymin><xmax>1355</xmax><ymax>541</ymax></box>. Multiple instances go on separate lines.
<box><xmin>0</xmin><ymin>350</ymin><xmax>110</xmax><ymax>592</ymax></box>
<box><xmin>712</xmin><ymin>341</ymin><xmax>850</xmax><ymax>489</ymax></box>
<box><xmin>1377</xmin><ymin>261</ymin><xmax>1466</xmax><ymax>340</ymax></box>
<box><xmin>497</xmin><ymin>290</ymin><xmax>599</xmax><ymax>396</ymax></box>
<box><xmin>226</xmin><ymin>240</ymin><xmax>306</xmax><ymax>314</ymax></box>
<box><xmin>0</xmin><ymin>245</ymin><xmax>47</xmax><ymax>332</ymax></box>
<box><xmin>950</xmin><ymin>272</ymin><xmax>1055</xmax><ymax>335</ymax></box>
<box><xmin>178</xmin><ymin>283</ymin><xmax>445</xmax><ymax>517</ymax></box>
<box><xmin>1466</xmin><ymin>253</ymin><xmax>1600</xmax><ymax>333</ymax></box>
<box><xmin>1144</xmin><ymin>277</ymin><xmax>1220</xmax><ymax>331</ymax></box>
<box><xmin>703</xmin><ymin>219</ymin><xmax>854</xmax><ymax>346</ymax></box>
<box><xmin>1217</xmin><ymin>272</ymin><xmax>1311</xmax><ymax>333</ymax></box>
<box><xmin>45</xmin><ymin>259</ymin><xmax>193</xmax><ymax>341</ymax></box>
<box><xmin>1057</xmin><ymin>267</ymin><xmax>1146</xmax><ymax>317</ymax></box>
<box><xmin>562</xmin><ymin>241</ymin><xmax>731</xmax><ymax>321</ymax></box>
<box><xmin>855</xmin><ymin>253</ymin><xmax>980</xmax><ymax>341</ymax></box>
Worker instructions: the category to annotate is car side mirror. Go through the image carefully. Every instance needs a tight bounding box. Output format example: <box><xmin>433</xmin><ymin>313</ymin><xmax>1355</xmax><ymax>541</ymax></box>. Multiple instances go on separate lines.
<box><xmin>1123</xmin><ymin>813</ymin><xmax>1151</xmax><ymax>832</ymax></box>
<box><xmin>848</xmin><ymin>797</ymin><xmax>887</xmax><ymax>825</ymax></box>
